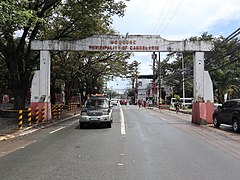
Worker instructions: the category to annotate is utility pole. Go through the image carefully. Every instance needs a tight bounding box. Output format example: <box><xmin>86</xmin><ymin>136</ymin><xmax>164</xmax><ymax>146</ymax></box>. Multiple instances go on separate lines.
<box><xmin>182</xmin><ymin>53</ymin><xmax>185</xmax><ymax>109</ymax></box>
<box><xmin>152</xmin><ymin>52</ymin><xmax>157</xmax><ymax>105</ymax></box>
<box><xmin>158</xmin><ymin>52</ymin><xmax>161</xmax><ymax>106</ymax></box>
<box><xmin>152</xmin><ymin>52</ymin><xmax>156</xmax><ymax>81</ymax></box>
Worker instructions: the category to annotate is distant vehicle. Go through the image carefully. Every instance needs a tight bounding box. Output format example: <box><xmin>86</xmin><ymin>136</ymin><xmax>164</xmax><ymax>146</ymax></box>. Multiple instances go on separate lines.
<box><xmin>110</xmin><ymin>99</ymin><xmax>119</xmax><ymax>106</ymax></box>
<box><xmin>170</xmin><ymin>98</ymin><xmax>193</xmax><ymax>108</ymax></box>
<box><xmin>120</xmin><ymin>99</ymin><xmax>128</xmax><ymax>105</ymax></box>
<box><xmin>213</xmin><ymin>99</ymin><xmax>240</xmax><ymax>133</ymax></box>
<box><xmin>214</xmin><ymin>103</ymin><xmax>222</xmax><ymax>110</ymax></box>
<box><xmin>79</xmin><ymin>96</ymin><xmax>113</xmax><ymax>128</ymax></box>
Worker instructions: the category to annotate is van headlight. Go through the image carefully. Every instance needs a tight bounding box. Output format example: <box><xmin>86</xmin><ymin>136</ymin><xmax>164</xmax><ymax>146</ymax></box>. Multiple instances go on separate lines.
<box><xmin>102</xmin><ymin>111</ymin><xmax>109</xmax><ymax>115</ymax></box>
<box><xmin>81</xmin><ymin>112</ymin><xmax>87</xmax><ymax>116</ymax></box>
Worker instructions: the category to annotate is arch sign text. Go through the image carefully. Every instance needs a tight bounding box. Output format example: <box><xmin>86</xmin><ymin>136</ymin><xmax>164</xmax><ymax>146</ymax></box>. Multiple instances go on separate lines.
<box><xmin>31</xmin><ymin>35</ymin><xmax>212</xmax><ymax>52</ymax></box>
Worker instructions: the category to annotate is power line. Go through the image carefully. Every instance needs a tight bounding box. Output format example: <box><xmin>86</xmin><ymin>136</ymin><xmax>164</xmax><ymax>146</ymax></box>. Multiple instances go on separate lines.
<box><xmin>155</xmin><ymin>0</ymin><xmax>176</xmax><ymax>34</ymax></box>
<box><xmin>209</xmin><ymin>57</ymin><xmax>240</xmax><ymax>73</ymax></box>
<box><xmin>206</xmin><ymin>42</ymin><xmax>240</xmax><ymax>67</ymax></box>
<box><xmin>152</xmin><ymin>0</ymin><xmax>169</xmax><ymax>33</ymax></box>
<box><xmin>159</xmin><ymin>0</ymin><xmax>184</xmax><ymax>35</ymax></box>
<box><xmin>162</xmin><ymin>28</ymin><xmax>240</xmax><ymax>83</ymax></box>
<box><xmin>205</xmin><ymin>29</ymin><xmax>240</xmax><ymax>67</ymax></box>
<box><xmin>226</xmin><ymin>27</ymin><xmax>240</xmax><ymax>41</ymax></box>
<box><xmin>204</xmin><ymin>28</ymin><xmax>240</xmax><ymax>64</ymax></box>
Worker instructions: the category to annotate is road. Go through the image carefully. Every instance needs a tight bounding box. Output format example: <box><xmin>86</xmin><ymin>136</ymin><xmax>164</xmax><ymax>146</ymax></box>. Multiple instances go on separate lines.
<box><xmin>0</xmin><ymin>105</ymin><xmax>240</xmax><ymax>180</ymax></box>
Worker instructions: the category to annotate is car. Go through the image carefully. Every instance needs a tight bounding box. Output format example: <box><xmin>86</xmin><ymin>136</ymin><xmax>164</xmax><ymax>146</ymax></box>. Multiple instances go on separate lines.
<box><xmin>213</xmin><ymin>99</ymin><xmax>240</xmax><ymax>132</ymax></box>
<box><xmin>214</xmin><ymin>103</ymin><xmax>222</xmax><ymax>110</ymax></box>
<box><xmin>120</xmin><ymin>99</ymin><xmax>128</xmax><ymax>105</ymax></box>
<box><xmin>110</xmin><ymin>99</ymin><xmax>119</xmax><ymax>106</ymax></box>
<box><xmin>79</xmin><ymin>96</ymin><xmax>113</xmax><ymax>128</ymax></box>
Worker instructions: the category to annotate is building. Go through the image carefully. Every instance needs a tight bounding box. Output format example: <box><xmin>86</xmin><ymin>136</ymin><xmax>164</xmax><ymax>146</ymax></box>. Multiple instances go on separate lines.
<box><xmin>137</xmin><ymin>75</ymin><xmax>172</xmax><ymax>105</ymax></box>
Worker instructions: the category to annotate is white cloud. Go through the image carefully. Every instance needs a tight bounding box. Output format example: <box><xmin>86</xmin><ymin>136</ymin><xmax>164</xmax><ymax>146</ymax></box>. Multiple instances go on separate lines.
<box><xmin>113</xmin><ymin>0</ymin><xmax>240</xmax><ymax>39</ymax></box>
<box><xmin>111</xmin><ymin>0</ymin><xmax>240</xmax><ymax>89</ymax></box>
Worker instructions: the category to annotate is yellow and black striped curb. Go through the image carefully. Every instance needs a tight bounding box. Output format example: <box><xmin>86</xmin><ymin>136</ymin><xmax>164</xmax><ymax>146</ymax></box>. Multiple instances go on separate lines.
<box><xmin>0</xmin><ymin>113</ymin><xmax>80</xmax><ymax>142</ymax></box>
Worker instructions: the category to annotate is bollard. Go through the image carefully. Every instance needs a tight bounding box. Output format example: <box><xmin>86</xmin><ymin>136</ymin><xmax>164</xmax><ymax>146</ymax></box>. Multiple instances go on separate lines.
<box><xmin>42</xmin><ymin>106</ymin><xmax>45</xmax><ymax>123</ymax></box>
<box><xmin>35</xmin><ymin>106</ymin><xmax>39</xmax><ymax>125</ymax></box>
<box><xmin>68</xmin><ymin>103</ymin><xmax>71</xmax><ymax>112</ymax></box>
<box><xmin>51</xmin><ymin>104</ymin><xmax>54</xmax><ymax>119</ymax></box>
<box><xmin>18</xmin><ymin>110</ymin><xmax>23</xmax><ymax>130</ymax></box>
<box><xmin>60</xmin><ymin>104</ymin><xmax>64</xmax><ymax>114</ymax></box>
<box><xmin>27</xmin><ymin>108</ymin><xmax>31</xmax><ymax>127</ymax></box>
<box><xmin>53</xmin><ymin>105</ymin><xmax>56</xmax><ymax>119</ymax></box>
<box><xmin>74</xmin><ymin>103</ymin><xmax>77</xmax><ymax>115</ymax></box>
<box><xmin>57</xmin><ymin>104</ymin><xmax>61</xmax><ymax>119</ymax></box>
<box><xmin>72</xmin><ymin>103</ymin><xmax>75</xmax><ymax>112</ymax></box>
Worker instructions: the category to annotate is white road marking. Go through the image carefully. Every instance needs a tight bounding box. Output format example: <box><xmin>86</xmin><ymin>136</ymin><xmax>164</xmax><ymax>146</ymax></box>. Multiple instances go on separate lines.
<box><xmin>161</xmin><ymin>118</ymin><xmax>167</xmax><ymax>121</ymax></box>
<box><xmin>120</xmin><ymin>108</ymin><xmax>126</xmax><ymax>135</ymax></box>
<box><xmin>18</xmin><ymin>129</ymin><xmax>38</xmax><ymax>137</ymax></box>
<box><xmin>49</xmin><ymin>126</ymin><xmax>66</xmax><ymax>134</ymax></box>
<box><xmin>69</xmin><ymin>120</ymin><xmax>79</xmax><ymax>126</ymax></box>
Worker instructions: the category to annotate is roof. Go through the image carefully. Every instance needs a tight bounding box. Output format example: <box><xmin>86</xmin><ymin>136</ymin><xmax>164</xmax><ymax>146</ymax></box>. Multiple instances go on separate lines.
<box><xmin>91</xmin><ymin>93</ymin><xmax>106</xmax><ymax>97</ymax></box>
<box><xmin>88</xmin><ymin>96</ymin><xmax>109</xmax><ymax>100</ymax></box>
<box><xmin>226</xmin><ymin>99</ymin><xmax>240</xmax><ymax>102</ymax></box>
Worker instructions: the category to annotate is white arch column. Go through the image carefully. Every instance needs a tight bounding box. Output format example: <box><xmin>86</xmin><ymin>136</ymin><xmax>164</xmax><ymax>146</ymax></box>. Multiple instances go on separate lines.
<box><xmin>193</xmin><ymin>52</ymin><xmax>204</xmax><ymax>101</ymax></box>
<box><xmin>192</xmin><ymin>52</ymin><xmax>214</xmax><ymax>124</ymax></box>
<box><xmin>30</xmin><ymin>51</ymin><xmax>52</xmax><ymax>121</ymax></box>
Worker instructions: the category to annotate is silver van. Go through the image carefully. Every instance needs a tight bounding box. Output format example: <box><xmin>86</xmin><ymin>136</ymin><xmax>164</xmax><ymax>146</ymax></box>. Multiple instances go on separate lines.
<box><xmin>79</xmin><ymin>97</ymin><xmax>113</xmax><ymax>128</ymax></box>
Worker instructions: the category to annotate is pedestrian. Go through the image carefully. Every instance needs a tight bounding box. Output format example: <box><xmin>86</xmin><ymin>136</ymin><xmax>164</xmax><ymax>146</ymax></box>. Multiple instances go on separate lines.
<box><xmin>138</xmin><ymin>99</ymin><xmax>142</xmax><ymax>108</ymax></box>
<box><xmin>143</xmin><ymin>100</ymin><xmax>146</xmax><ymax>108</ymax></box>
<box><xmin>175</xmin><ymin>102</ymin><xmax>180</xmax><ymax>113</ymax></box>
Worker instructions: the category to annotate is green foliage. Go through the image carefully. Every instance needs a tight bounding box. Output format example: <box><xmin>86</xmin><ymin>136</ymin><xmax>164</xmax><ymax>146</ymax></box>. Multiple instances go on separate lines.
<box><xmin>161</xmin><ymin>32</ymin><xmax>240</xmax><ymax>102</ymax></box>
<box><xmin>1</xmin><ymin>0</ymin><xmax>240</xmax><ymax>108</ymax></box>
<box><xmin>40</xmin><ymin>0</ymin><xmax>126</xmax><ymax>39</ymax></box>
<box><xmin>205</xmin><ymin>37</ymin><xmax>240</xmax><ymax>102</ymax></box>
<box><xmin>0</xmin><ymin>0</ymin><xmax>43</xmax><ymax>31</ymax></box>
<box><xmin>0</xmin><ymin>0</ymin><xmax>128</xmax><ymax>108</ymax></box>
<box><xmin>128</xmin><ymin>60</ymin><xmax>141</xmax><ymax>76</ymax></box>
<box><xmin>51</xmin><ymin>50</ymin><xmax>130</xmax><ymax>102</ymax></box>
<box><xmin>174</xmin><ymin>95</ymin><xmax>180</xmax><ymax>102</ymax></box>
<box><xmin>0</xmin><ymin>55</ymin><xmax>10</xmax><ymax>93</ymax></box>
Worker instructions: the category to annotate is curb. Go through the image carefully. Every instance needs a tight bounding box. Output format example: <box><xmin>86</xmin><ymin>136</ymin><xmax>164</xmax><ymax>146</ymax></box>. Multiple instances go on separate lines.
<box><xmin>0</xmin><ymin>113</ymin><xmax>80</xmax><ymax>142</ymax></box>
<box><xmin>150</xmin><ymin>107</ymin><xmax>192</xmax><ymax>115</ymax></box>
<box><xmin>149</xmin><ymin>107</ymin><xmax>216</xmax><ymax>130</ymax></box>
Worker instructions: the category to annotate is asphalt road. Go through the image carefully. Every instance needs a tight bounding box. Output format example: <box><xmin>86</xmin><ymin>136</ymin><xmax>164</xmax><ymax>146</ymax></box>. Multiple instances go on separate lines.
<box><xmin>0</xmin><ymin>105</ymin><xmax>240</xmax><ymax>180</ymax></box>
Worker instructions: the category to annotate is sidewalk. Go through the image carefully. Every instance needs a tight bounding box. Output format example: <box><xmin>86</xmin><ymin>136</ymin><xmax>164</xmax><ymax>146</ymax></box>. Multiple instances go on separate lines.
<box><xmin>148</xmin><ymin>106</ymin><xmax>223</xmax><ymax>133</ymax></box>
<box><xmin>148</xmin><ymin>106</ymin><xmax>192</xmax><ymax>115</ymax></box>
<box><xmin>0</xmin><ymin>109</ymin><xmax>80</xmax><ymax>141</ymax></box>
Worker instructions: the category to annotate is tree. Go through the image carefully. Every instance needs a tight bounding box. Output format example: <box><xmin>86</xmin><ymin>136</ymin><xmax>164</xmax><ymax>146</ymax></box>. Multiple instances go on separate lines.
<box><xmin>127</xmin><ymin>60</ymin><xmax>141</xmax><ymax>103</ymax></box>
<box><xmin>0</xmin><ymin>0</ymin><xmax>62</xmax><ymax>109</ymax></box>
<box><xmin>160</xmin><ymin>33</ymin><xmax>216</xmax><ymax>99</ymax></box>
<box><xmin>50</xmin><ymin>51</ymin><xmax>130</xmax><ymax>104</ymax></box>
<box><xmin>205</xmin><ymin>36</ymin><xmax>240</xmax><ymax>102</ymax></box>
<box><xmin>0</xmin><ymin>0</ymin><xmax>127</xmax><ymax>109</ymax></box>
<box><xmin>160</xmin><ymin>32</ymin><xmax>240</xmax><ymax>103</ymax></box>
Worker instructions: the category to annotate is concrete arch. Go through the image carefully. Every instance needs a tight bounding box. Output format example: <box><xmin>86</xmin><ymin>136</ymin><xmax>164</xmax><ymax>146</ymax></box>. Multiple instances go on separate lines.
<box><xmin>31</xmin><ymin>35</ymin><xmax>214</xmax><ymax>124</ymax></box>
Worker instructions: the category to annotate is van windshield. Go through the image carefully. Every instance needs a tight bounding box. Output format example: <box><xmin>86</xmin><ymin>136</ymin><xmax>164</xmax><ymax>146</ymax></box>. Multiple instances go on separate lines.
<box><xmin>85</xmin><ymin>98</ymin><xmax>108</xmax><ymax>108</ymax></box>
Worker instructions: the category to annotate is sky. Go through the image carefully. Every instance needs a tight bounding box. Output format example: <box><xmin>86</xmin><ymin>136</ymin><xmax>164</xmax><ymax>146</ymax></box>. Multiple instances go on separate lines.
<box><xmin>107</xmin><ymin>0</ymin><xmax>240</xmax><ymax>93</ymax></box>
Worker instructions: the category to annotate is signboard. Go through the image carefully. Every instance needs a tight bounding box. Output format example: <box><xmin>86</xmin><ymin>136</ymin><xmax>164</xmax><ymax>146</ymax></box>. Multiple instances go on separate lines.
<box><xmin>31</xmin><ymin>35</ymin><xmax>213</xmax><ymax>52</ymax></box>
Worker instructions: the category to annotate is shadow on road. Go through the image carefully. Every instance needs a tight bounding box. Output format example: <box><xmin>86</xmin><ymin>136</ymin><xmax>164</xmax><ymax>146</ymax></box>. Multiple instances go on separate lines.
<box><xmin>75</xmin><ymin>123</ymin><xmax>110</xmax><ymax>130</ymax></box>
